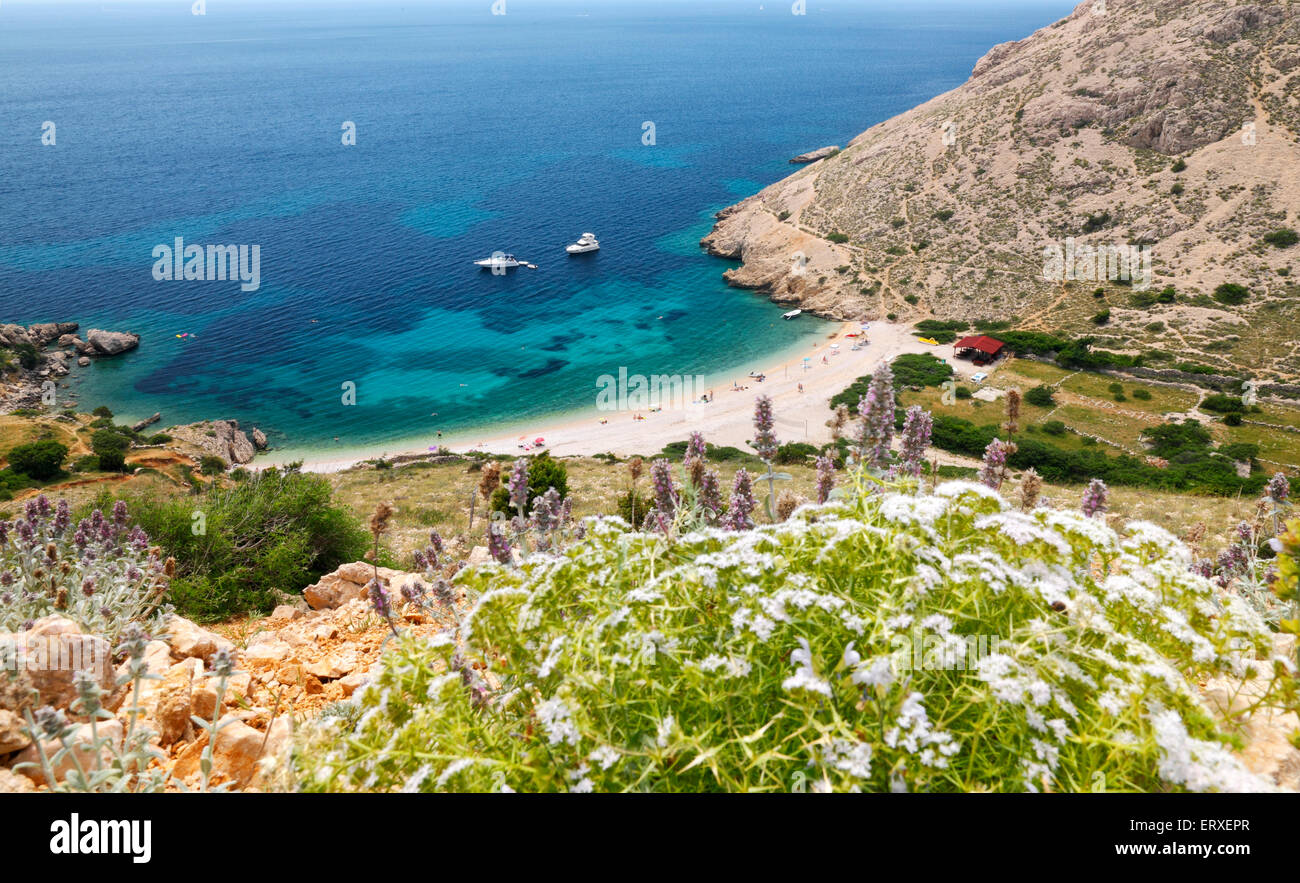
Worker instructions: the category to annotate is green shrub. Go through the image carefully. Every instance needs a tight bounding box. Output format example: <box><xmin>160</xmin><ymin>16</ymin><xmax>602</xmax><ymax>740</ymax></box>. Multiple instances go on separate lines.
<box><xmin>1199</xmin><ymin>394</ymin><xmax>1245</xmax><ymax>414</ymax></box>
<box><xmin>6</xmin><ymin>440</ymin><xmax>68</xmax><ymax>481</ymax></box>
<box><xmin>1171</xmin><ymin>158</ymin><xmax>1187</xmax><ymax>172</ymax></box>
<box><xmin>199</xmin><ymin>455</ymin><xmax>228</xmax><ymax>476</ymax></box>
<box><xmin>1091</xmin><ymin>310</ymin><xmax>1111</xmax><ymax>325</ymax></box>
<box><xmin>1213</xmin><ymin>283</ymin><xmax>1249</xmax><ymax>305</ymax></box>
<box><xmin>291</xmin><ymin>483</ymin><xmax>1280</xmax><ymax>793</ymax></box>
<box><xmin>614</xmin><ymin>490</ymin><xmax>651</xmax><ymax>526</ymax></box>
<box><xmin>826</xmin><ymin>232</ymin><xmax>850</xmax><ymax>244</ymax></box>
<box><xmin>1025</xmin><ymin>386</ymin><xmax>1055</xmax><ymax>407</ymax></box>
<box><xmin>1262</xmin><ymin>228</ymin><xmax>1298</xmax><ymax>248</ymax></box>
<box><xmin>954</xmin><ymin>386</ymin><xmax>972</xmax><ymax>400</ymax></box>
<box><xmin>491</xmin><ymin>452</ymin><xmax>570</xmax><ymax>516</ymax></box>
<box><xmin>1131</xmin><ymin>388</ymin><xmax>1152</xmax><ymax>401</ymax></box>
<box><xmin>775</xmin><ymin>442</ymin><xmax>818</xmax><ymax>465</ymax></box>
<box><xmin>1223</xmin><ymin>413</ymin><xmax>1243</xmax><ymax>427</ymax></box>
<box><xmin>92</xmin><ymin>406</ymin><xmax>114</xmax><ymax>418</ymax></box>
<box><xmin>1042</xmin><ymin>420</ymin><xmax>1067</xmax><ymax>436</ymax></box>
<box><xmin>72</xmin><ymin>454</ymin><xmax>101</xmax><ymax>473</ymax></box>
<box><xmin>12</xmin><ymin>343</ymin><xmax>40</xmax><ymax>370</ymax></box>
<box><xmin>115</xmin><ymin>466</ymin><xmax>370</xmax><ymax>621</ymax></box>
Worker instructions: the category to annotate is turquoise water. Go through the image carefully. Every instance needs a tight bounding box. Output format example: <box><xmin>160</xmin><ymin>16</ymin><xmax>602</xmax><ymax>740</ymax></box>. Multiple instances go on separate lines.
<box><xmin>0</xmin><ymin>0</ymin><xmax>1072</xmax><ymax>455</ymax></box>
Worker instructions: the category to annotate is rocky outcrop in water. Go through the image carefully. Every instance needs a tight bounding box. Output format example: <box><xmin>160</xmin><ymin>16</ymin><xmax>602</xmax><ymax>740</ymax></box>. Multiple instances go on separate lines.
<box><xmin>789</xmin><ymin>145</ymin><xmax>840</xmax><ymax>164</ymax></box>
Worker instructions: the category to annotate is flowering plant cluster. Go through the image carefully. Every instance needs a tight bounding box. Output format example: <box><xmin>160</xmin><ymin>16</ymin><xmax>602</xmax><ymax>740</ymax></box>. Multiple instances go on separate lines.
<box><xmin>292</xmin><ymin>473</ymin><xmax>1289</xmax><ymax>793</ymax></box>
<box><xmin>0</xmin><ymin>496</ymin><xmax>173</xmax><ymax>643</ymax></box>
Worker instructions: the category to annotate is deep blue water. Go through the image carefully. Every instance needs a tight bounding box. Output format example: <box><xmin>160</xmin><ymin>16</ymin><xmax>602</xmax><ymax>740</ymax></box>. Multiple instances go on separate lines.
<box><xmin>0</xmin><ymin>0</ymin><xmax>1073</xmax><ymax>456</ymax></box>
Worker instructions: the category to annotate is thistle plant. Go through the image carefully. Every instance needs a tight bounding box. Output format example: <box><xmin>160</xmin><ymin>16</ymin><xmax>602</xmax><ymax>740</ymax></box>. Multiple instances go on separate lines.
<box><xmin>627</xmin><ymin>457</ymin><xmax>644</xmax><ymax>528</ymax></box>
<box><xmin>487</xmin><ymin>521</ymin><xmax>512</xmax><ymax>565</ymax></box>
<box><xmin>815</xmin><ymin>455</ymin><xmax>836</xmax><ymax>504</ymax></box>
<box><xmin>725</xmin><ymin>468</ymin><xmax>757</xmax><ymax>531</ymax></box>
<box><xmin>507</xmin><ymin>459</ymin><xmax>530</xmax><ymax>530</ymax></box>
<box><xmin>1081</xmin><ymin>479</ymin><xmax>1108</xmax><ymax>518</ymax></box>
<box><xmin>1004</xmin><ymin>389</ymin><xmax>1021</xmax><ymax>438</ymax></box>
<box><xmin>897</xmin><ymin>406</ymin><xmax>932</xmax><ymax>480</ymax></box>
<box><xmin>857</xmin><ymin>361</ymin><xmax>895</xmax><ymax>471</ymax></box>
<box><xmin>1263</xmin><ymin>472</ymin><xmax>1292</xmax><ymax>539</ymax></box>
<box><xmin>294</xmin><ymin>479</ymin><xmax>1289</xmax><ymax>793</ymax></box>
<box><xmin>470</xmin><ymin>462</ymin><xmax>501</xmax><ymax>530</ymax></box>
<box><xmin>649</xmin><ymin>458</ymin><xmax>678</xmax><ymax>522</ymax></box>
<box><xmin>1019</xmin><ymin>468</ymin><xmax>1043</xmax><ymax>512</ymax></box>
<box><xmin>978</xmin><ymin>439</ymin><xmax>1016</xmax><ymax>491</ymax></box>
<box><xmin>0</xmin><ymin>496</ymin><xmax>173</xmax><ymax>644</ymax></box>
<box><xmin>752</xmin><ymin>395</ymin><xmax>788</xmax><ymax>520</ymax></box>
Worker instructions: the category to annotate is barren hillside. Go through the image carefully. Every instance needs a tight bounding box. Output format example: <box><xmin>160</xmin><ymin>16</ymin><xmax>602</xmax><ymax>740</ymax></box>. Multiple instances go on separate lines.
<box><xmin>703</xmin><ymin>0</ymin><xmax>1300</xmax><ymax>379</ymax></box>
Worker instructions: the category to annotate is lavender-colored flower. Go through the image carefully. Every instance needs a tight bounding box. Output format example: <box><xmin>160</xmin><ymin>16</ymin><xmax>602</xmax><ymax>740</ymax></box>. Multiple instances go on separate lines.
<box><xmin>431</xmin><ymin>579</ymin><xmax>455</xmax><ymax>608</ymax></box>
<box><xmin>115</xmin><ymin>623</ymin><xmax>150</xmax><ymax>661</ymax></box>
<box><xmin>685</xmin><ymin>431</ymin><xmax>707</xmax><ymax>465</ymax></box>
<box><xmin>367</xmin><ymin>579</ymin><xmax>393</xmax><ymax>621</ymax></box>
<box><xmin>815</xmin><ymin>455</ymin><xmax>836</xmax><ymax>504</ymax></box>
<box><xmin>752</xmin><ymin>396</ymin><xmax>779</xmax><ymax>462</ymax></box>
<box><xmin>32</xmin><ymin>705</ymin><xmax>70</xmax><ymax>740</ymax></box>
<box><xmin>532</xmin><ymin>487</ymin><xmax>562</xmax><ymax>531</ymax></box>
<box><xmin>857</xmin><ymin>361</ymin><xmax>895</xmax><ymax>470</ymax></box>
<box><xmin>726</xmin><ymin>468</ymin><xmax>757</xmax><ymax>531</ymax></box>
<box><xmin>112</xmin><ymin>500</ymin><xmax>129</xmax><ymax>528</ymax></box>
<box><xmin>53</xmin><ymin>500</ymin><xmax>70</xmax><ymax>536</ymax></box>
<box><xmin>0</xmin><ymin>571</ymin><xmax>12</xmax><ymax>587</ymax></box>
<box><xmin>698</xmin><ymin>469</ymin><xmax>723</xmax><ymax>522</ymax></box>
<box><xmin>1267</xmin><ymin>472</ymin><xmax>1289</xmax><ymax>504</ymax></box>
<box><xmin>508</xmin><ymin>458</ymin><xmax>530</xmax><ymax>514</ymax></box>
<box><xmin>487</xmin><ymin>522</ymin><xmax>512</xmax><ymax>565</ymax></box>
<box><xmin>401</xmin><ymin>580</ymin><xmax>427</xmax><ymax>604</ymax></box>
<box><xmin>80</xmin><ymin>577</ymin><xmax>96</xmax><ymax>597</ymax></box>
<box><xmin>649</xmin><ymin>458</ymin><xmax>677</xmax><ymax>518</ymax></box>
<box><xmin>72</xmin><ymin>669</ymin><xmax>103</xmax><ymax>716</ymax></box>
<box><xmin>558</xmin><ymin>496</ymin><xmax>573</xmax><ymax>529</ymax></box>
<box><xmin>1190</xmin><ymin>558</ymin><xmax>1214</xmax><ymax>579</ymax></box>
<box><xmin>427</xmin><ymin>529</ymin><xmax>444</xmax><ymax>555</ymax></box>
<box><xmin>979</xmin><ymin>439</ymin><xmax>1013</xmax><ymax>491</ymax></box>
<box><xmin>898</xmin><ymin>406</ymin><xmax>932</xmax><ymax>478</ymax></box>
<box><xmin>210</xmin><ymin>647</ymin><xmax>237</xmax><ymax>679</ymax></box>
<box><xmin>1081</xmin><ymin>478</ymin><xmax>1108</xmax><ymax>518</ymax></box>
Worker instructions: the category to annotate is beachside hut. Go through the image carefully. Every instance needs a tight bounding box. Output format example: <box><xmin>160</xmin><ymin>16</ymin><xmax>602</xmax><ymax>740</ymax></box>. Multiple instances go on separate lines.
<box><xmin>953</xmin><ymin>335</ymin><xmax>1005</xmax><ymax>366</ymax></box>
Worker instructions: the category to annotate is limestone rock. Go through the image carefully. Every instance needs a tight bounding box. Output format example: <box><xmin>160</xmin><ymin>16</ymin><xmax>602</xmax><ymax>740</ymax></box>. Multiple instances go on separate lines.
<box><xmin>0</xmin><ymin>708</ymin><xmax>31</xmax><ymax>754</ymax></box>
<box><xmin>251</xmin><ymin>427</ymin><xmax>268</xmax><ymax>450</ymax></box>
<box><xmin>166</xmin><ymin>615</ymin><xmax>234</xmax><ymax>664</ymax></box>
<box><xmin>173</xmin><ymin>717</ymin><xmax>266</xmax><ymax>789</ymax></box>
<box><xmin>0</xmin><ymin>767</ymin><xmax>35</xmax><ymax>793</ymax></box>
<box><xmin>303</xmin><ymin>561</ymin><xmax>419</xmax><ymax>610</ymax></box>
<box><xmin>152</xmin><ymin>660</ymin><xmax>200</xmax><ymax>745</ymax></box>
<box><xmin>789</xmin><ymin>145</ymin><xmax>839</xmax><ymax>164</ymax></box>
<box><xmin>85</xmin><ymin>329</ymin><xmax>140</xmax><ymax>356</ymax></box>
<box><xmin>14</xmin><ymin>719</ymin><xmax>123</xmax><ymax>787</ymax></box>
<box><xmin>131</xmin><ymin>412</ymin><xmax>161</xmax><ymax>433</ymax></box>
<box><xmin>25</xmin><ymin>322</ymin><xmax>78</xmax><ymax>346</ymax></box>
<box><xmin>268</xmin><ymin>605</ymin><xmax>302</xmax><ymax>624</ymax></box>
<box><xmin>19</xmin><ymin>620</ymin><xmax>114</xmax><ymax>711</ymax></box>
<box><xmin>77</xmin><ymin>356</ymin><xmax>91</xmax><ymax>367</ymax></box>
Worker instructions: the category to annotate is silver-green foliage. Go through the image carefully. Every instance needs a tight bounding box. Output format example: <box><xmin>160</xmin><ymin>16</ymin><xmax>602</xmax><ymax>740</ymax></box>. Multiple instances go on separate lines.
<box><xmin>292</xmin><ymin>477</ymin><xmax>1290</xmax><ymax>793</ymax></box>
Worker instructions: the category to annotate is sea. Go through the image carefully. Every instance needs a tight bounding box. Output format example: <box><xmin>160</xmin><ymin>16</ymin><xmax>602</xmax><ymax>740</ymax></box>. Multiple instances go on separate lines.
<box><xmin>0</xmin><ymin>0</ymin><xmax>1074</xmax><ymax>460</ymax></box>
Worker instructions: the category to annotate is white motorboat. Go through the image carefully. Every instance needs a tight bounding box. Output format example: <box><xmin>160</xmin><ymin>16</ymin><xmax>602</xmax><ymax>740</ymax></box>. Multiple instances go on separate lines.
<box><xmin>474</xmin><ymin>253</ymin><xmax>523</xmax><ymax>270</ymax></box>
<box><xmin>782</xmin><ymin>309</ymin><xmax>802</xmax><ymax>320</ymax></box>
<box><xmin>566</xmin><ymin>232</ymin><xmax>600</xmax><ymax>254</ymax></box>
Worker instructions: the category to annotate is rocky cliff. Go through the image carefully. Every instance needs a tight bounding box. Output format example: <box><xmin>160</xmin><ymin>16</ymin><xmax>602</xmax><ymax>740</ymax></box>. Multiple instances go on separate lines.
<box><xmin>703</xmin><ymin>0</ymin><xmax>1300</xmax><ymax>379</ymax></box>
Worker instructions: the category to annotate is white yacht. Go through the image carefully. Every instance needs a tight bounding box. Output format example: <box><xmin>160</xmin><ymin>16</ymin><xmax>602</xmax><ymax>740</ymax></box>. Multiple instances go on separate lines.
<box><xmin>566</xmin><ymin>232</ymin><xmax>600</xmax><ymax>254</ymax></box>
<box><xmin>782</xmin><ymin>309</ymin><xmax>802</xmax><ymax>320</ymax></box>
<box><xmin>474</xmin><ymin>252</ymin><xmax>523</xmax><ymax>270</ymax></box>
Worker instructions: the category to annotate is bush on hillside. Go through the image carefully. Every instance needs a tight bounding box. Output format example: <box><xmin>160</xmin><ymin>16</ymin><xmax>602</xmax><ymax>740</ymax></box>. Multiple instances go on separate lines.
<box><xmin>113</xmin><ymin>465</ymin><xmax>369</xmax><ymax>621</ymax></box>
<box><xmin>291</xmin><ymin>481</ymin><xmax>1283</xmax><ymax>793</ymax></box>
<box><xmin>1025</xmin><ymin>386</ymin><xmax>1055</xmax><ymax>407</ymax></box>
<box><xmin>490</xmin><ymin>452</ymin><xmax>570</xmax><ymax>517</ymax></box>
<box><xmin>6</xmin><ymin>440</ymin><xmax>68</xmax><ymax>481</ymax></box>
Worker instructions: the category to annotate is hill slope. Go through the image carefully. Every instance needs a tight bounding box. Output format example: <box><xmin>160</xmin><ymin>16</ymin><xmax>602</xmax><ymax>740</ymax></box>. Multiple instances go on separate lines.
<box><xmin>703</xmin><ymin>0</ymin><xmax>1300</xmax><ymax>379</ymax></box>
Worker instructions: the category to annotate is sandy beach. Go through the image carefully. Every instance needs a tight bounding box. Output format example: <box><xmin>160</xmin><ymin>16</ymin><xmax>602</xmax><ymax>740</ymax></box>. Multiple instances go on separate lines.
<box><xmin>291</xmin><ymin>322</ymin><xmax>964</xmax><ymax>473</ymax></box>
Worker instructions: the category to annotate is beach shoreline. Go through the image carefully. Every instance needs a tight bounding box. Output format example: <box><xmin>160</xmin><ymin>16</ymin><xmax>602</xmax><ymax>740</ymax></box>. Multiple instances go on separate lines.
<box><xmin>275</xmin><ymin>321</ymin><xmax>959</xmax><ymax>474</ymax></box>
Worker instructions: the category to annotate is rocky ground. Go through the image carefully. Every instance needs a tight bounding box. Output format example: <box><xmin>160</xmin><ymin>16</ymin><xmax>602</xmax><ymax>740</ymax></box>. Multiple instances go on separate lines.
<box><xmin>0</xmin><ymin>561</ymin><xmax>467</xmax><ymax>793</ymax></box>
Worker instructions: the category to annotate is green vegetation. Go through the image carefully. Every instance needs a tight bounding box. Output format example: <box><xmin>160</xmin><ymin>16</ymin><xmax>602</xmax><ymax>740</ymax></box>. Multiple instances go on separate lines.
<box><xmin>292</xmin><ymin>481</ymin><xmax>1282</xmax><ymax>793</ymax></box>
<box><xmin>110</xmin><ymin>465</ymin><xmax>370</xmax><ymax>621</ymax></box>
<box><xmin>1263</xmin><ymin>228</ymin><xmax>1298</xmax><ymax>248</ymax></box>
<box><xmin>1024</xmin><ymin>386</ymin><xmax>1055</xmax><ymax>407</ymax></box>
<box><xmin>826</xmin><ymin>231</ymin><xmax>850</xmax><ymax>244</ymax></box>
<box><xmin>831</xmin><ymin>354</ymin><xmax>952</xmax><ymax>409</ymax></box>
<box><xmin>491</xmin><ymin>451</ymin><xmax>571</xmax><ymax>516</ymax></box>
<box><xmin>1214</xmin><ymin>283</ymin><xmax>1249</xmax><ymax>305</ymax></box>
<box><xmin>6</xmin><ymin>439</ymin><xmax>68</xmax><ymax>481</ymax></box>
